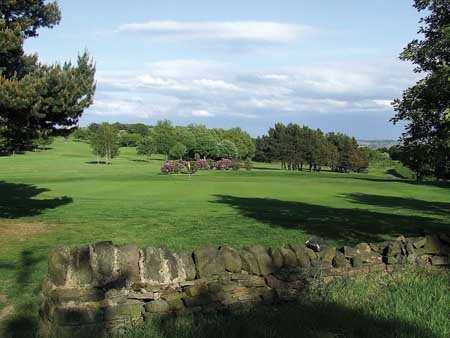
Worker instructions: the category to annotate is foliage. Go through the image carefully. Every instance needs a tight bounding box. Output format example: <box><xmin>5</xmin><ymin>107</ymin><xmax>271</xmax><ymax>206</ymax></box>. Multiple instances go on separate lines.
<box><xmin>118</xmin><ymin>131</ymin><xmax>141</xmax><ymax>147</ymax></box>
<box><xmin>151</xmin><ymin>120</ymin><xmax>176</xmax><ymax>159</ymax></box>
<box><xmin>169</xmin><ymin>142</ymin><xmax>187</xmax><ymax>160</ymax></box>
<box><xmin>0</xmin><ymin>1</ymin><xmax>96</xmax><ymax>153</ymax></box>
<box><xmin>392</xmin><ymin>0</ymin><xmax>450</xmax><ymax>182</ymax></box>
<box><xmin>212</xmin><ymin>139</ymin><xmax>238</xmax><ymax>159</ymax></box>
<box><xmin>136</xmin><ymin>136</ymin><xmax>154</xmax><ymax>159</ymax></box>
<box><xmin>255</xmin><ymin>123</ymin><xmax>368</xmax><ymax>172</ymax></box>
<box><xmin>89</xmin><ymin>123</ymin><xmax>120</xmax><ymax>164</ymax></box>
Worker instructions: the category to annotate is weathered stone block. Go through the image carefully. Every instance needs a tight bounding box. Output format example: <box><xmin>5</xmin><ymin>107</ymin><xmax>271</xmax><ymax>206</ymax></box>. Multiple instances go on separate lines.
<box><xmin>412</xmin><ymin>237</ymin><xmax>426</xmax><ymax>249</ymax></box>
<box><xmin>246</xmin><ymin>245</ymin><xmax>276</xmax><ymax>276</ymax></box>
<box><xmin>54</xmin><ymin>303</ymin><xmax>104</xmax><ymax>326</ymax></box>
<box><xmin>104</xmin><ymin>300</ymin><xmax>143</xmax><ymax>322</ymax></box>
<box><xmin>91</xmin><ymin>241</ymin><xmax>116</xmax><ymax>286</ymax></box>
<box><xmin>193</xmin><ymin>246</ymin><xmax>225</xmax><ymax>278</ymax></box>
<box><xmin>423</xmin><ymin>235</ymin><xmax>443</xmax><ymax>254</ymax></box>
<box><xmin>48</xmin><ymin>246</ymin><xmax>72</xmax><ymax>286</ymax></box>
<box><xmin>174</xmin><ymin>251</ymin><xmax>197</xmax><ymax>281</ymax></box>
<box><xmin>341</xmin><ymin>246</ymin><xmax>357</xmax><ymax>258</ymax></box>
<box><xmin>289</xmin><ymin>244</ymin><xmax>311</xmax><ymax>268</ymax></box>
<box><xmin>49</xmin><ymin>287</ymin><xmax>104</xmax><ymax>303</ymax></box>
<box><xmin>268</xmin><ymin>247</ymin><xmax>284</xmax><ymax>270</ymax></box>
<box><xmin>143</xmin><ymin>246</ymin><xmax>178</xmax><ymax>284</ymax></box>
<box><xmin>240</xmin><ymin>249</ymin><xmax>260</xmax><ymax>275</ymax></box>
<box><xmin>319</xmin><ymin>246</ymin><xmax>336</xmax><ymax>265</ymax></box>
<box><xmin>145</xmin><ymin>299</ymin><xmax>170</xmax><ymax>313</ymax></box>
<box><xmin>219</xmin><ymin>246</ymin><xmax>242</xmax><ymax>273</ymax></box>
<box><xmin>332</xmin><ymin>251</ymin><xmax>346</xmax><ymax>268</ymax></box>
<box><xmin>279</xmin><ymin>246</ymin><xmax>297</xmax><ymax>267</ymax></box>
<box><xmin>117</xmin><ymin>244</ymin><xmax>141</xmax><ymax>284</ymax></box>
<box><xmin>351</xmin><ymin>255</ymin><xmax>363</xmax><ymax>268</ymax></box>
<box><xmin>430</xmin><ymin>256</ymin><xmax>449</xmax><ymax>266</ymax></box>
<box><xmin>355</xmin><ymin>243</ymin><xmax>371</xmax><ymax>253</ymax></box>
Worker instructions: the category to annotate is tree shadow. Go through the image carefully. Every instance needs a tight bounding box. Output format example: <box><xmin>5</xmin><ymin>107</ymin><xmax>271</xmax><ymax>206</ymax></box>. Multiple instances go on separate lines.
<box><xmin>386</xmin><ymin>168</ymin><xmax>408</xmax><ymax>179</ymax></box>
<box><xmin>0</xmin><ymin>249</ymin><xmax>45</xmax><ymax>338</ymax></box>
<box><xmin>334</xmin><ymin>175</ymin><xmax>450</xmax><ymax>189</ymax></box>
<box><xmin>344</xmin><ymin>193</ymin><xmax>450</xmax><ymax>217</ymax></box>
<box><xmin>0</xmin><ymin>181</ymin><xmax>73</xmax><ymax>219</ymax></box>
<box><xmin>213</xmin><ymin>195</ymin><xmax>449</xmax><ymax>244</ymax></box>
<box><xmin>85</xmin><ymin>160</ymin><xmax>108</xmax><ymax>165</ymax></box>
<box><xmin>123</xmin><ymin>294</ymin><xmax>441</xmax><ymax>338</ymax></box>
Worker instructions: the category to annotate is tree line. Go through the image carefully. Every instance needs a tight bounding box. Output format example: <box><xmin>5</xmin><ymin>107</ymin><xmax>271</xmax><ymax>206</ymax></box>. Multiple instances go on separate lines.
<box><xmin>254</xmin><ymin>123</ymin><xmax>369</xmax><ymax>172</ymax></box>
<box><xmin>73</xmin><ymin>120</ymin><xmax>255</xmax><ymax>164</ymax></box>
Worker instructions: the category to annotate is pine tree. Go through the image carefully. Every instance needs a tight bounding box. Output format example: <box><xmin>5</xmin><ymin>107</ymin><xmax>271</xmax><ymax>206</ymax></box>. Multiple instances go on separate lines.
<box><xmin>0</xmin><ymin>1</ymin><xmax>96</xmax><ymax>153</ymax></box>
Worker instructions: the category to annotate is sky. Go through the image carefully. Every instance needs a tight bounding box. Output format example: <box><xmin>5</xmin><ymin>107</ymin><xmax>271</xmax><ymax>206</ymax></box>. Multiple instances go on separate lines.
<box><xmin>24</xmin><ymin>0</ymin><xmax>424</xmax><ymax>139</ymax></box>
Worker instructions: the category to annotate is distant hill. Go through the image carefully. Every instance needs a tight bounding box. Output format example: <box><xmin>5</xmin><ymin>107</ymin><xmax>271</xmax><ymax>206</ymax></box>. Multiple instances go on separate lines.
<box><xmin>357</xmin><ymin>139</ymin><xmax>398</xmax><ymax>149</ymax></box>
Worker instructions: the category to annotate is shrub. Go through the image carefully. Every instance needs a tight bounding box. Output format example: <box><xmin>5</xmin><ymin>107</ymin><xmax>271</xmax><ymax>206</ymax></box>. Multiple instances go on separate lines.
<box><xmin>244</xmin><ymin>159</ymin><xmax>253</xmax><ymax>171</ymax></box>
<box><xmin>161</xmin><ymin>160</ymin><xmax>196</xmax><ymax>174</ymax></box>
<box><xmin>213</xmin><ymin>158</ymin><xmax>233</xmax><ymax>170</ymax></box>
<box><xmin>196</xmin><ymin>159</ymin><xmax>210</xmax><ymax>170</ymax></box>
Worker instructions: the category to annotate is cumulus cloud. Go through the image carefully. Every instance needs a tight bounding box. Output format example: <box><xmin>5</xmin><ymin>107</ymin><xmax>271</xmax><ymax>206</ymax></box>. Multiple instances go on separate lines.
<box><xmin>86</xmin><ymin>58</ymin><xmax>418</xmax><ymax>131</ymax></box>
<box><xmin>192</xmin><ymin>110</ymin><xmax>215</xmax><ymax>117</ymax></box>
<box><xmin>117</xmin><ymin>21</ymin><xmax>311</xmax><ymax>44</ymax></box>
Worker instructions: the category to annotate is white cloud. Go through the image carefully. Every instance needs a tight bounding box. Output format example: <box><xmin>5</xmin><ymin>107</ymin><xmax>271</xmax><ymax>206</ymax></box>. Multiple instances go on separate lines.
<box><xmin>89</xmin><ymin>58</ymin><xmax>417</xmax><ymax>124</ymax></box>
<box><xmin>193</xmin><ymin>79</ymin><xmax>241</xmax><ymax>91</ymax></box>
<box><xmin>192</xmin><ymin>110</ymin><xmax>214</xmax><ymax>117</ymax></box>
<box><xmin>117</xmin><ymin>21</ymin><xmax>311</xmax><ymax>44</ymax></box>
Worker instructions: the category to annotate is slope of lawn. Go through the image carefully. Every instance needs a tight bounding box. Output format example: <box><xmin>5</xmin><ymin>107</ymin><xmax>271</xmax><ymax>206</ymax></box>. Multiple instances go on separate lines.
<box><xmin>0</xmin><ymin>138</ymin><xmax>449</xmax><ymax>337</ymax></box>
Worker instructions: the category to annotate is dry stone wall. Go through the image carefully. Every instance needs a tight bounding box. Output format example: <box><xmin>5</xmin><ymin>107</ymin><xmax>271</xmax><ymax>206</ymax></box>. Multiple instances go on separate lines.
<box><xmin>39</xmin><ymin>234</ymin><xmax>450</xmax><ymax>337</ymax></box>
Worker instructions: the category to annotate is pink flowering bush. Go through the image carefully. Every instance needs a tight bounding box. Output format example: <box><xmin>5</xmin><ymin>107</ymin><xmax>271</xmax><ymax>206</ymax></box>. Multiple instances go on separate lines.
<box><xmin>161</xmin><ymin>160</ymin><xmax>197</xmax><ymax>174</ymax></box>
<box><xmin>213</xmin><ymin>158</ymin><xmax>233</xmax><ymax>170</ymax></box>
<box><xmin>195</xmin><ymin>159</ymin><xmax>210</xmax><ymax>170</ymax></box>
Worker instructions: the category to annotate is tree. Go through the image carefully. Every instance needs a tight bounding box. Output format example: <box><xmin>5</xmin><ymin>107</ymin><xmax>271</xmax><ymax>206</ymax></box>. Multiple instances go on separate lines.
<box><xmin>118</xmin><ymin>131</ymin><xmax>140</xmax><ymax>147</ymax></box>
<box><xmin>136</xmin><ymin>136</ymin><xmax>154</xmax><ymax>160</ymax></box>
<box><xmin>169</xmin><ymin>142</ymin><xmax>187</xmax><ymax>160</ymax></box>
<box><xmin>0</xmin><ymin>1</ymin><xmax>96</xmax><ymax>153</ymax></box>
<box><xmin>151</xmin><ymin>120</ymin><xmax>175</xmax><ymax>159</ymax></box>
<box><xmin>392</xmin><ymin>0</ymin><xmax>450</xmax><ymax>181</ymax></box>
<box><xmin>89</xmin><ymin>123</ymin><xmax>120</xmax><ymax>164</ymax></box>
<box><xmin>213</xmin><ymin>140</ymin><xmax>238</xmax><ymax>159</ymax></box>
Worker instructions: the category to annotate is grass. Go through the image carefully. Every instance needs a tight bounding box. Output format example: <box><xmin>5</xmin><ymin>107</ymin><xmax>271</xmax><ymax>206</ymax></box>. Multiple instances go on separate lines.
<box><xmin>0</xmin><ymin>138</ymin><xmax>449</xmax><ymax>337</ymax></box>
<box><xmin>116</xmin><ymin>269</ymin><xmax>449</xmax><ymax>338</ymax></box>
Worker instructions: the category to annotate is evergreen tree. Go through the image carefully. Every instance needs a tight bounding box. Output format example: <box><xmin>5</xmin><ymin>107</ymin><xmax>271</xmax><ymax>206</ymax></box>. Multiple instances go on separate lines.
<box><xmin>0</xmin><ymin>1</ymin><xmax>96</xmax><ymax>153</ymax></box>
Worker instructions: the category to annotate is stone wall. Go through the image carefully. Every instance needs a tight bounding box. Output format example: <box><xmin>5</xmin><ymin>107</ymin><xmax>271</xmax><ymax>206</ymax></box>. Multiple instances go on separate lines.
<box><xmin>39</xmin><ymin>234</ymin><xmax>450</xmax><ymax>337</ymax></box>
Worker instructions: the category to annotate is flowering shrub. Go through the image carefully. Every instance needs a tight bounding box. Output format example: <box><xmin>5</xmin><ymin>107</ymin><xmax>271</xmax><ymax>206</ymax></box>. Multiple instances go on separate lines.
<box><xmin>161</xmin><ymin>160</ymin><xmax>197</xmax><ymax>174</ymax></box>
<box><xmin>161</xmin><ymin>158</ymin><xmax>251</xmax><ymax>174</ymax></box>
<box><xmin>195</xmin><ymin>159</ymin><xmax>210</xmax><ymax>170</ymax></box>
<box><xmin>213</xmin><ymin>158</ymin><xmax>233</xmax><ymax>170</ymax></box>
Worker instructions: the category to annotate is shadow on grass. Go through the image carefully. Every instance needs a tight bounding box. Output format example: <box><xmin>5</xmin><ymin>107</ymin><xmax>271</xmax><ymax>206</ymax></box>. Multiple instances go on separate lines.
<box><xmin>345</xmin><ymin>193</ymin><xmax>450</xmax><ymax>217</ymax></box>
<box><xmin>0</xmin><ymin>249</ymin><xmax>45</xmax><ymax>338</ymax></box>
<box><xmin>386</xmin><ymin>168</ymin><xmax>408</xmax><ymax>179</ymax></box>
<box><xmin>335</xmin><ymin>175</ymin><xmax>450</xmax><ymax>189</ymax></box>
<box><xmin>213</xmin><ymin>195</ymin><xmax>449</xmax><ymax>244</ymax></box>
<box><xmin>119</xmin><ymin>298</ymin><xmax>440</xmax><ymax>338</ymax></box>
<box><xmin>0</xmin><ymin>181</ymin><xmax>72</xmax><ymax>219</ymax></box>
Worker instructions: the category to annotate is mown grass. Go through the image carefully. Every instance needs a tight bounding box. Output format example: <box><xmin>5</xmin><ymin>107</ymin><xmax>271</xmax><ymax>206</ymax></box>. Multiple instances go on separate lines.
<box><xmin>0</xmin><ymin>138</ymin><xmax>449</xmax><ymax>337</ymax></box>
<box><xmin>114</xmin><ymin>268</ymin><xmax>449</xmax><ymax>338</ymax></box>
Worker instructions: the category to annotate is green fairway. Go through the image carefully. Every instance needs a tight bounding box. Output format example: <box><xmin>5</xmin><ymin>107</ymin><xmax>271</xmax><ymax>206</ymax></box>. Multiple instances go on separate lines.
<box><xmin>0</xmin><ymin>138</ymin><xmax>449</xmax><ymax>337</ymax></box>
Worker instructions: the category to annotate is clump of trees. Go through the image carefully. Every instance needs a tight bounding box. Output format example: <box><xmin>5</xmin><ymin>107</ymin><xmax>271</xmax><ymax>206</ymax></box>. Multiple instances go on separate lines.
<box><xmin>72</xmin><ymin>120</ymin><xmax>255</xmax><ymax>165</ymax></box>
<box><xmin>255</xmin><ymin>123</ymin><xmax>368</xmax><ymax>173</ymax></box>
<box><xmin>392</xmin><ymin>0</ymin><xmax>449</xmax><ymax>183</ymax></box>
<box><xmin>89</xmin><ymin>123</ymin><xmax>120</xmax><ymax>164</ymax></box>
<box><xmin>0</xmin><ymin>0</ymin><xmax>96</xmax><ymax>154</ymax></box>
<box><xmin>148</xmin><ymin>120</ymin><xmax>255</xmax><ymax>161</ymax></box>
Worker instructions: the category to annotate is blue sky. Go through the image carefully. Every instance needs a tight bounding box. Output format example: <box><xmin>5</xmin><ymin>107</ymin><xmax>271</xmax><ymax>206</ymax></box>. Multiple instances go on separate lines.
<box><xmin>25</xmin><ymin>0</ymin><xmax>423</xmax><ymax>139</ymax></box>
